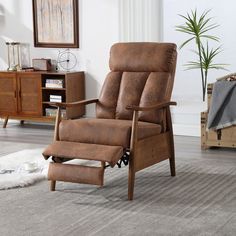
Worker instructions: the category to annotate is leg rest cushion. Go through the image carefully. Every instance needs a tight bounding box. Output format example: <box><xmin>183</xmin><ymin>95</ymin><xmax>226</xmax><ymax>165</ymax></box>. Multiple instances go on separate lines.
<box><xmin>48</xmin><ymin>163</ymin><xmax>104</xmax><ymax>186</ymax></box>
<box><xmin>43</xmin><ymin>141</ymin><xmax>123</xmax><ymax>167</ymax></box>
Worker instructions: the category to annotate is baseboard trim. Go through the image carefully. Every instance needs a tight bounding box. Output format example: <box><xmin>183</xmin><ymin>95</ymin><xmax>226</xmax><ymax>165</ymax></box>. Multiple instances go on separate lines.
<box><xmin>173</xmin><ymin>124</ymin><xmax>200</xmax><ymax>137</ymax></box>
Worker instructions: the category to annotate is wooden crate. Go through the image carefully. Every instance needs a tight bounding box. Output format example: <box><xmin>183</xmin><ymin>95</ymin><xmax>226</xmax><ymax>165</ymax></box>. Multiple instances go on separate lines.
<box><xmin>207</xmin><ymin>83</ymin><xmax>214</xmax><ymax>110</ymax></box>
<box><xmin>201</xmin><ymin>111</ymin><xmax>236</xmax><ymax>149</ymax></box>
<box><xmin>201</xmin><ymin>80</ymin><xmax>236</xmax><ymax>149</ymax></box>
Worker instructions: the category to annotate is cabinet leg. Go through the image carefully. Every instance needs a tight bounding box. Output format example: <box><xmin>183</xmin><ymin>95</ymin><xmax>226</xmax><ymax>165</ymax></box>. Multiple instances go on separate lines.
<box><xmin>50</xmin><ymin>180</ymin><xmax>56</xmax><ymax>191</ymax></box>
<box><xmin>3</xmin><ymin>116</ymin><xmax>9</xmax><ymax>128</ymax></box>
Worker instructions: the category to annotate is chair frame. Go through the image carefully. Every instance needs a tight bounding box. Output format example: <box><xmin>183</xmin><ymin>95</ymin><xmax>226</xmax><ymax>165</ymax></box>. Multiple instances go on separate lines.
<box><xmin>50</xmin><ymin>99</ymin><xmax>176</xmax><ymax>200</ymax></box>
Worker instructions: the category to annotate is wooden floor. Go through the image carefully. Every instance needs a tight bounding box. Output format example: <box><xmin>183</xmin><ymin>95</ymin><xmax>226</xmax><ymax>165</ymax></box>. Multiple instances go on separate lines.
<box><xmin>1</xmin><ymin>120</ymin><xmax>236</xmax><ymax>236</ymax></box>
<box><xmin>0</xmin><ymin>121</ymin><xmax>54</xmax><ymax>156</ymax></box>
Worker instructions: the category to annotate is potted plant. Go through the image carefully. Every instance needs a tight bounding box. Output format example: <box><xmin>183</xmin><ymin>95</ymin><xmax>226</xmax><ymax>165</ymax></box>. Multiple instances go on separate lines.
<box><xmin>176</xmin><ymin>9</ymin><xmax>227</xmax><ymax>101</ymax></box>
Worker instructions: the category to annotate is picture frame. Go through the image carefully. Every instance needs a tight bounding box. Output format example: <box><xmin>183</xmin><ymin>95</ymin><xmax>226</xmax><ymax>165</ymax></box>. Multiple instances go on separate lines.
<box><xmin>32</xmin><ymin>0</ymin><xmax>79</xmax><ymax>48</ymax></box>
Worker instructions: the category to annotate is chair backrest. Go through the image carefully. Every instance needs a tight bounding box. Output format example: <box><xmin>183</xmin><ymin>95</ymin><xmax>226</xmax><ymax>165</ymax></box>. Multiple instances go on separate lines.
<box><xmin>96</xmin><ymin>42</ymin><xmax>177</xmax><ymax>125</ymax></box>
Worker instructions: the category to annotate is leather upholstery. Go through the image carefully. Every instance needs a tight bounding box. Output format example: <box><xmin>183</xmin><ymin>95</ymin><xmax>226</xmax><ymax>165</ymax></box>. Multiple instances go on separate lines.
<box><xmin>96</xmin><ymin>42</ymin><xmax>177</xmax><ymax>125</ymax></box>
<box><xmin>43</xmin><ymin>141</ymin><xmax>123</xmax><ymax>167</ymax></box>
<box><xmin>42</xmin><ymin>42</ymin><xmax>177</xmax><ymax>199</ymax></box>
<box><xmin>48</xmin><ymin>163</ymin><xmax>104</xmax><ymax>186</ymax></box>
<box><xmin>109</xmin><ymin>42</ymin><xmax>177</xmax><ymax>72</ymax></box>
<box><xmin>59</xmin><ymin>118</ymin><xmax>162</xmax><ymax>148</ymax></box>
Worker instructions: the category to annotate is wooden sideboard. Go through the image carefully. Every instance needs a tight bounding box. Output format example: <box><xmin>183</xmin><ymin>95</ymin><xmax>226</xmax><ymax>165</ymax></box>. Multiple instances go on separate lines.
<box><xmin>0</xmin><ymin>71</ymin><xmax>85</xmax><ymax>128</ymax></box>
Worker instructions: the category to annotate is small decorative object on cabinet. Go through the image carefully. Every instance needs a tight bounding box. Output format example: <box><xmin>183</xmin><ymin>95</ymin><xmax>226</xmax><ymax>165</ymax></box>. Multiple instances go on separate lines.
<box><xmin>0</xmin><ymin>71</ymin><xmax>85</xmax><ymax>128</ymax></box>
<box><xmin>201</xmin><ymin>73</ymin><xmax>236</xmax><ymax>149</ymax></box>
<box><xmin>32</xmin><ymin>58</ymin><xmax>52</xmax><ymax>71</ymax></box>
<box><xmin>6</xmin><ymin>42</ymin><xmax>21</xmax><ymax>71</ymax></box>
<box><xmin>56</xmin><ymin>49</ymin><xmax>77</xmax><ymax>71</ymax></box>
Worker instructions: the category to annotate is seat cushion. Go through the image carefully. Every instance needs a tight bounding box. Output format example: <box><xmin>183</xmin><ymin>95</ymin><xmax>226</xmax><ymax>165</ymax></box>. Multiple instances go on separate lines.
<box><xmin>59</xmin><ymin>118</ymin><xmax>162</xmax><ymax>148</ymax></box>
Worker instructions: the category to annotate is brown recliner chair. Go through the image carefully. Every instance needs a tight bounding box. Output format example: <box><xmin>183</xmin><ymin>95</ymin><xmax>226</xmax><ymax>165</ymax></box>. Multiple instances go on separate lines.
<box><xmin>43</xmin><ymin>42</ymin><xmax>177</xmax><ymax>200</ymax></box>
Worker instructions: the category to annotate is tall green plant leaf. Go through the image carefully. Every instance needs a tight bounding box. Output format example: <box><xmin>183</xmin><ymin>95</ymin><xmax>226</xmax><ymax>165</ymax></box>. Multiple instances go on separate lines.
<box><xmin>176</xmin><ymin>9</ymin><xmax>228</xmax><ymax>101</ymax></box>
<box><xmin>184</xmin><ymin>44</ymin><xmax>227</xmax><ymax>71</ymax></box>
<box><xmin>176</xmin><ymin>9</ymin><xmax>219</xmax><ymax>48</ymax></box>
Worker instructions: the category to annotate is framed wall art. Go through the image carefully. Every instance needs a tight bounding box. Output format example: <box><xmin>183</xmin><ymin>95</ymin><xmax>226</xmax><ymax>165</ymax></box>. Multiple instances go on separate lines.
<box><xmin>32</xmin><ymin>0</ymin><xmax>79</xmax><ymax>48</ymax></box>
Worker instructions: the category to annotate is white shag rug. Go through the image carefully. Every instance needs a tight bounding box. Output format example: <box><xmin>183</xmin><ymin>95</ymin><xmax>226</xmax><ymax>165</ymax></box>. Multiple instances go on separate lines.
<box><xmin>0</xmin><ymin>149</ymin><xmax>50</xmax><ymax>190</ymax></box>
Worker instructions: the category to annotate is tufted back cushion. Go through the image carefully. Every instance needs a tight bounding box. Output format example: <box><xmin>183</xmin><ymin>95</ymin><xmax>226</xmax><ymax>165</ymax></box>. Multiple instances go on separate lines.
<box><xmin>96</xmin><ymin>43</ymin><xmax>177</xmax><ymax>125</ymax></box>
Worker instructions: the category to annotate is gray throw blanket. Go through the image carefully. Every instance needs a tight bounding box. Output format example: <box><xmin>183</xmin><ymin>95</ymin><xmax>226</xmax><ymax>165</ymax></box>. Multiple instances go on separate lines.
<box><xmin>208</xmin><ymin>80</ymin><xmax>236</xmax><ymax>130</ymax></box>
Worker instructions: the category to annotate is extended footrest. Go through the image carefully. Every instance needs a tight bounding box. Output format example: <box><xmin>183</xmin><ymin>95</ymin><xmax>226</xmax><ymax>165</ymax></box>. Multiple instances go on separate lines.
<box><xmin>48</xmin><ymin>163</ymin><xmax>104</xmax><ymax>186</ymax></box>
<box><xmin>43</xmin><ymin>141</ymin><xmax>124</xmax><ymax>188</ymax></box>
<box><xmin>43</xmin><ymin>141</ymin><xmax>124</xmax><ymax>167</ymax></box>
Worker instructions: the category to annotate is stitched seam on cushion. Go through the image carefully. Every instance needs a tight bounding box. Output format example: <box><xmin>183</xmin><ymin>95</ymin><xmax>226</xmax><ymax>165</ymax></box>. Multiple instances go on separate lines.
<box><xmin>108</xmin><ymin>71</ymin><xmax>123</xmax><ymax>118</ymax></box>
<box><xmin>138</xmin><ymin>72</ymin><xmax>152</xmax><ymax>122</ymax></box>
<box><xmin>115</xmin><ymin>71</ymin><xmax>124</xmax><ymax>119</ymax></box>
<box><xmin>137</xmin><ymin>72</ymin><xmax>150</xmax><ymax>108</ymax></box>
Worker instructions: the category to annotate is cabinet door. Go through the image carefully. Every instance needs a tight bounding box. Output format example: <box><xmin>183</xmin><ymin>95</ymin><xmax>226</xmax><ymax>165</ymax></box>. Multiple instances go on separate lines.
<box><xmin>0</xmin><ymin>73</ymin><xmax>17</xmax><ymax>115</ymax></box>
<box><xmin>17</xmin><ymin>73</ymin><xmax>42</xmax><ymax>116</ymax></box>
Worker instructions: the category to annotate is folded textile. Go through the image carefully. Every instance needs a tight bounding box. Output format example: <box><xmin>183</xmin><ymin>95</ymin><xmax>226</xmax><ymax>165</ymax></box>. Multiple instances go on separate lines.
<box><xmin>216</xmin><ymin>72</ymin><xmax>236</xmax><ymax>81</ymax></box>
<box><xmin>208</xmin><ymin>80</ymin><xmax>236</xmax><ymax>130</ymax></box>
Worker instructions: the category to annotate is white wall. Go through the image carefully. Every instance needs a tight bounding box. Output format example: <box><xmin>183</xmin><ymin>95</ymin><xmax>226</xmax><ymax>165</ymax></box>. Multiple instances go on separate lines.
<box><xmin>0</xmin><ymin>0</ymin><xmax>119</xmax><ymax>116</ymax></box>
<box><xmin>163</xmin><ymin>0</ymin><xmax>236</xmax><ymax>136</ymax></box>
<box><xmin>1</xmin><ymin>0</ymin><xmax>235</xmax><ymax>136</ymax></box>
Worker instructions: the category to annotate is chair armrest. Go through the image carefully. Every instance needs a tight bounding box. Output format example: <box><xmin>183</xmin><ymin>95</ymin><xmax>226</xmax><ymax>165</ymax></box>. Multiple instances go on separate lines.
<box><xmin>126</xmin><ymin>101</ymin><xmax>177</xmax><ymax>111</ymax></box>
<box><xmin>51</xmin><ymin>98</ymin><xmax>99</xmax><ymax>108</ymax></box>
<box><xmin>129</xmin><ymin>101</ymin><xmax>177</xmax><ymax>153</ymax></box>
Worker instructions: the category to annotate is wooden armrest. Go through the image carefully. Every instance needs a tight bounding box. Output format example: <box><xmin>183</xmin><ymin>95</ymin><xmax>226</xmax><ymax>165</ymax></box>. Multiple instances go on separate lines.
<box><xmin>126</xmin><ymin>101</ymin><xmax>177</xmax><ymax>111</ymax></box>
<box><xmin>51</xmin><ymin>99</ymin><xmax>99</xmax><ymax>108</ymax></box>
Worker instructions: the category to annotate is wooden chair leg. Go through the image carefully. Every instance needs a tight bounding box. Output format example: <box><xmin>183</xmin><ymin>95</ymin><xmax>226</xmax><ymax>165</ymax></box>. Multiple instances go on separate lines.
<box><xmin>169</xmin><ymin>134</ymin><xmax>176</xmax><ymax>177</ymax></box>
<box><xmin>3</xmin><ymin>116</ymin><xmax>9</xmax><ymax>128</ymax></box>
<box><xmin>50</xmin><ymin>180</ymin><xmax>56</xmax><ymax>191</ymax></box>
<box><xmin>128</xmin><ymin>165</ymin><xmax>135</xmax><ymax>200</ymax></box>
<box><xmin>100</xmin><ymin>161</ymin><xmax>105</xmax><ymax>187</ymax></box>
<box><xmin>128</xmin><ymin>110</ymin><xmax>138</xmax><ymax>200</ymax></box>
<box><xmin>169</xmin><ymin>155</ymin><xmax>176</xmax><ymax>177</ymax></box>
<box><xmin>166</xmin><ymin>107</ymin><xmax>176</xmax><ymax>177</ymax></box>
